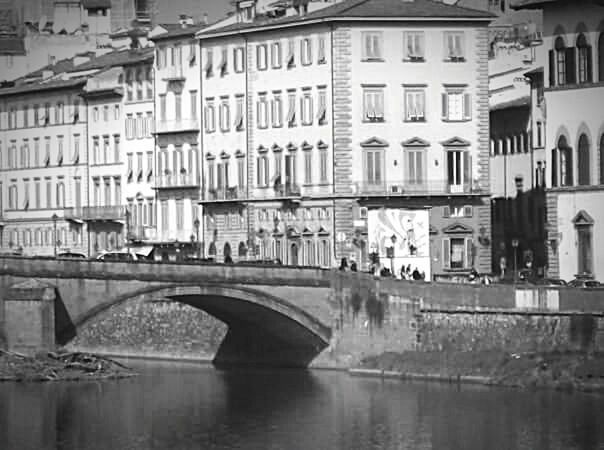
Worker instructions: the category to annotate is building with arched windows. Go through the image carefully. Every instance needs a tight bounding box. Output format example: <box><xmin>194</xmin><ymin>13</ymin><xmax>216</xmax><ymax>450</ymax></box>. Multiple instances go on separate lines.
<box><xmin>514</xmin><ymin>0</ymin><xmax>604</xmax><ymax>281</ymax></box>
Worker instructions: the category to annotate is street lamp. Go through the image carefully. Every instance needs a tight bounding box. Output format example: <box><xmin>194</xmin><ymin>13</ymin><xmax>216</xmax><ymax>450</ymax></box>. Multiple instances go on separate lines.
<box><xmin>512</xmin><ymin>238</ymin><xmax>519</xmax><ymax>283</ymax></box>
<box><xmin>125</xmin><ymin>208</ymin><xmax>130</xmax><ymax>257</ymax></box>
<box><xmin>51</xmin><ymin>213</ymin><xmax>58</xmax><ymax>257</ymax></box>
<box><xmin>193</xmin><ymin>218</ymin><xmax>200</xmax><ymax>258</ymax></box>
<box><xmin>273</xmin><ymin>215</ymin><xmax>281</xmax><ymax>263</ymax></box>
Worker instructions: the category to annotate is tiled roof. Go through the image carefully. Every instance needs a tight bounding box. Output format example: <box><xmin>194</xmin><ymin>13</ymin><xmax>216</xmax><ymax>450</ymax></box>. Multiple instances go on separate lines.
<box><xmin>24</xmin><ymin>57</ymin><xmax>79</xmax><ymax>79</ymax></box>
<box><xmin>199</xmin><ymin>0</ymin><xmax>495</xmax><ymax>38</ymax></box>
<box><xmin>0</xmin><ymin>77</ymin><xmax>87</xmax><ymax>97</ymax></box>
<box><xmin>67</xmin><ymin>47</ymin><xmax>154</xmax><ymax>72</ymax></box>
<box><xmin>150</xmin><ymin>23</ymin><xmax>207</xmax><ymax>41</ymax></box>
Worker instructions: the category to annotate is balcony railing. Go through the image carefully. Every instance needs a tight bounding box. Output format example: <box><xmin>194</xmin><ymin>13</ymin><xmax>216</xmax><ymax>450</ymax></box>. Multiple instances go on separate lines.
<box><xmin>155</xmin><ymin>173</ymin><xmax>200</xmax><ymax>189</ymax></box>
<box><xmin>154</xmin><ymin>119</ymin><xmax>200</xmax><ymax>134</ymax></box>
<box><xmin>354</xmin><ymin>180</ymin><xmax>482</xmax><ymax>196</ymax></box>
<box><xmin>205</xmin><ymin>186</ymin><xmax>246</xmax><ymax>201</ymax></box>
<box><xmin>84</xmin><ymin>205</ymin><xmax>127</xmax><ymax>221</ymax></box>
<box><xmin>162</xmin><ymin>66</ymin><xmax>186</xmax><ymax>81</ymax></box>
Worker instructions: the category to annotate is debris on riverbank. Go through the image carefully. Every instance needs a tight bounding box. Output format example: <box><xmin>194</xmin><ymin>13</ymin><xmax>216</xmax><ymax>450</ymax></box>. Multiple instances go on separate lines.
<box><xmin>0</xmin><ymin>349</ymin><xmax>137</xmax><ymax>382</ymax></box>
<box><xmin>356</xmin><ymin>350</ymin><xmax>604</xmax><ymax>392</ymax></box>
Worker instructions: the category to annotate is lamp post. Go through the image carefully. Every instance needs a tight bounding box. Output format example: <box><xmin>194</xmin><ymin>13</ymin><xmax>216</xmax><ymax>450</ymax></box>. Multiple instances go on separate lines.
<box><xmin>389</xmin><ymin>234</ymin><xmax>397</xmax><ymax>275</ymax></box>
<box><xmin>52</xmin><ymin>213</ymin><xmax>58</xmax><ymax>257</ymax></box>
<box><xmin>273</xmin><ymin>215</ymin><xmax>281</xmax><ymax>263</ymax></box>
<box><xmin>512</xmin><ymin>238</ymin><xmax>519</xmax><ymax>283</ymax></box>
<box><xmin>125</xmin><ymin>208</ymin><xmax>130</xmax><ymax>257</ymax></box>
<box><xmin>193</xmin><ymin>218</ymin><xmax>200</xmax><ymax>258</ymax></box>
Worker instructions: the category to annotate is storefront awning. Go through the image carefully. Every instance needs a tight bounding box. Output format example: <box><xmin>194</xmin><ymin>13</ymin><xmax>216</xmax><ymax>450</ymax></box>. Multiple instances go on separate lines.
<box><xmin>132</xmin><ymin>245</ymin><xmax>154</xmax><ymax>256</ymax></box>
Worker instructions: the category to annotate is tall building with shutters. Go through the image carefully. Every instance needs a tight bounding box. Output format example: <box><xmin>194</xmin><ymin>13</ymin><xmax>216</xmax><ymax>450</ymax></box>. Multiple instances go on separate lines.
<box><xmin>513</xmin><ymin>0</ymin><xmax>604</xmax><ymax>282</ymax></box>
<box><xmin>194</xmin><ymin>0</ymin><xmax>494</xmax><ymax>278</ymax></box>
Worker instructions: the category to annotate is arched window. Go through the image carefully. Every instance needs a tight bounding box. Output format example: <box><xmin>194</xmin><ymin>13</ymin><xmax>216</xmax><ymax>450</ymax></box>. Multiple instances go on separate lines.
<box><xmin>223</xmin><ymin>242</ymin><xmax>231</xmax><ymax>262</ymax></box>
<box><xmin>238</xmin><ymin>241</ymin><xmax>247</xmax><ymax>257</ymax></box>
<box><xmin>578</xmin><ymin>133</ymin><xmax>590</xmax><ymax>185</ymax></box>
<box><xmin>208</xmin><ymin>242</ymin><xmax>216</xmax><ymax>256</ymax></box>
<box><xmin>599</xmin><ymin>134</ymin><xmax>604</xmax><ymax>185</ymax></box>
<box><xmin>555</xmin><ymin>36</ymin><xmax>567</xmax><ymax>85</ymax></box>
<box><xmin>577</xmin><ymin>33</ymin><xmax>592</xmax><ymax>84</ymax></box>
<box><xmin>599</xmin><ymin>33</ymin><xmax>604</xmax><ymax>82</ymax></box>
<box><xmin>557</xmin><ymin>135</ymin><xmax>573</xmax><ymax>186</ymax></box>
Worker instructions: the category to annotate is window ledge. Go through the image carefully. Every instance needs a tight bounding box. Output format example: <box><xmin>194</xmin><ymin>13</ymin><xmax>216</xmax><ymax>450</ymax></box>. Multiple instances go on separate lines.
<box><xmin>403</xmin><ymin>58</ymin><xmax>425</xmax><ymax>63</ymax></box>
<box><xmin>362</xmin><ymin>119</ymin><xmax>386</xmax><ymax>124</ymax></box>
<box><xmin>361</xmin><ymin>58</ymin><xmax>385</xmax><ymax>62</ymax></box>
<box><xmin>441</xmin><ymin>119</ymin><xmax>471</xmax><ymax>123</ymax></box>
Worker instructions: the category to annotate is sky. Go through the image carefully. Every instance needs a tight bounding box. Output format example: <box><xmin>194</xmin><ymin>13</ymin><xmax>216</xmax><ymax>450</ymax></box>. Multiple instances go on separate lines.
<box><xmin>156</xmin><ymin>0</ymin><xmax>232</xmax><ymax>24</ymax></box>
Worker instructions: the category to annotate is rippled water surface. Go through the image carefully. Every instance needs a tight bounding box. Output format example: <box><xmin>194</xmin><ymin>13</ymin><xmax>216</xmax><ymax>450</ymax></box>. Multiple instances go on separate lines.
<box><xmin>1</xmin><ymin>360</ymin><xmax>604</xmax><ymax>450</ymax></box>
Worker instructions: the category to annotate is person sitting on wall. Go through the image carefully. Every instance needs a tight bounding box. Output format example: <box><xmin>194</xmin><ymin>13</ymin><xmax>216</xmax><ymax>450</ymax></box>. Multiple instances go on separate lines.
<box><xmin>400</xmin><ymin>265</ymin><xmax>408</xmax><ymax>280</ymax></box>
<box><xmin>224</xmin><ymin>254</ymin><xmax>233</xmax><ymax>264</ymax></box>
<box><xmin>339</xmin><ymin>257</ymin><xmax>348</xmax><ymax>271</ymax></box>
<box><xmin>468</xmin><ymin>268</ymin><xmax>479</xmax><ymax>283</ymax></box>
<box><xmin>412</xmin><ymin>267</ymin><xmax>421</xmax><ymax>280</ymax></box>
<box><xmin>350</xmin><ymin>260</ymin><xmax>358</xmax><ymax>272</ymax></box>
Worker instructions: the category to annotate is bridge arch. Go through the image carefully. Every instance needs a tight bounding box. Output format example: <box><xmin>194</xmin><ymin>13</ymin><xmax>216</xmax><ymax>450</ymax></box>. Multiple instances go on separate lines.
<box><xmin>72</xmin><ymin>283</ymin><xmax>332</xmax><ymax>368</ymax></box>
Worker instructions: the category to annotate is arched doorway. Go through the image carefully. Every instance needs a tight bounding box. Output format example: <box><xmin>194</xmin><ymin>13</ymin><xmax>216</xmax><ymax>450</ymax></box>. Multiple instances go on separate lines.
<box><xmin>223</xmin><ymin>242</ymin><xmax>232</xmax><ymax>262</ymax></box>
<box><xmin>290</xmin><ymin>242</ymin><xmax>299</xmax><ymax>266</ymax></box>
<box><xmin>578</xmin><ymin>133</ymin><xmax>590</xmax><ymax>185</ymax></box>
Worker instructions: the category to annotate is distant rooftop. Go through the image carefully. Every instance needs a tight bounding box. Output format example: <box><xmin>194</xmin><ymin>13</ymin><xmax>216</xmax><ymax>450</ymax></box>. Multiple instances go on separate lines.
<box><xmin>199</xmin><ymin>0</ymin><xmax>495</xmax><ymax>38</ymax></box>
<box><xmin>150</xmin><ymin>23</ymin><xmax>207</xmax><ymax>41</ymax></box>
<box><xmin>68</xmin><ymin>47</ymin><xmax>154</xmax><ymax>72</ymax></box>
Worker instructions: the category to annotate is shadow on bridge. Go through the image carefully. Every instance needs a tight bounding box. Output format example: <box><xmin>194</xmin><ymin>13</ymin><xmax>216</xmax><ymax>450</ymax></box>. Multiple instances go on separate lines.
<box><xmin>62</xmin><ymin>284</ymin><xmax>332</xmax><ymax>369</ymax></box>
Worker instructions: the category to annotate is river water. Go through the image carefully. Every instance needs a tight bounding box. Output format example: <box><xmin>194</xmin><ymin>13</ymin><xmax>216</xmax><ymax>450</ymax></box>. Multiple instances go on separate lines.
<box><xmin>1</xmin><ymin>360</ymin><xmax>604</xmax><ymax>450</ymax></box>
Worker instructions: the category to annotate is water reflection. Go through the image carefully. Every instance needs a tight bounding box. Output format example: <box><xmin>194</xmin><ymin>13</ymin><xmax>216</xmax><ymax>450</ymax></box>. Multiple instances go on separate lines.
<box><xmin>1</xmin><ymin>361</ymin><xmax>603</xmax><ymax>449</ymax></box>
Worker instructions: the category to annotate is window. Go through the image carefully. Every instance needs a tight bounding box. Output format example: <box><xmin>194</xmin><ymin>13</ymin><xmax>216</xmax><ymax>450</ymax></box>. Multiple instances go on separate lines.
<box><xmin>256</xmin><ymin>154</ymin><xmax>269</xmax><ymax>187</ymax></box>
<box><xmin>44</xmin><ymin>137</ymin><xmax>50</xmax><ymax>166</ymax></box>
<box><xmin>220</xmin><ymin>99</ymin><xmax>230</xmax><ymax>132</ymax></box>
<box><xmin>72</xmin><ymin>134</ymin><xmax>80</xmax><ymax>164</ymax></box>
<box><xmin>56</xmin><ymin>102</ymin><xmax>64</xmax><ymax>124</ymax></box>
<box><xmin>218</xmin><ymin>47</ymin><xmax>228</xmax><ymax>76</ymax></box>
<box><xmin>22</xmin><ymin>104</ymin><xmax>28</xmax><ymax>127</ymax></box>
<box><xmin>45</xmin><ymin>179</ymin><xmax>51</xmax><ymax>208</ymax></box>
<box><xmin>57</xmin><ymin>136</ymin><xmax>64</xmax><ymax>165</ymax></box>
<box><xmin>204</xmin><ymin>100</ymin><xmax>216</xmax><ymax>133</ymax></box>
<box><xmin>146</xmin><ymin>67</ymin><xmax>153</xmax><ymax>98</ymax></box>
<box><xmin>287</xmin><ymin>91</ymin><xmax>296</xmax><ymax>127</ymax></box>
<box><xmin>535</xmin><ymin>121</ymin><xmax>543</xmax><ymax>148</ymax></box>
<box><xmin>188</xmin><ymin>43</ymin><xmax>196</xmax><ymax>67</ymax></box>
<box><xmin>174</xmin><ymin>92</ymin><xmax>182</xmax><ymax>122</ymax></box>
<box><xmin>442</xmin><ymin>237</ymin><xmax>472</xmax><ymax>269</ymax></box>
<box><xmin>33</xmin><ymin>139</ymin><xmax>39</xmax><ymax>167</ymax></box>
<box><xmin>234</xmin><ymin>47</ymin><xmax>245</xmax><ymax>73</ymax></box>
<box><xmin>319</xmin><ymin>148</ymin><xmax>328</xmax><ymax>183</ymax></box>
<box><xmin>304</xmin><ymin>149</ymin><xmax>312</xmax><ymax>184</ymax></box>
<box><xmin>271</xmin><ymin>93</ymin><xmax>283</xmax><ymax>127</ymax></box>
<box><xmin>114</xmin><ymin>104</ymin><xmax>120</xmax><ymax>120</ymax></box>
<box><xmin>317</xmin><ymin>35</ymin><xmax>326</xmax><ymax>64</ymax></box>
<box><xmin>56</xmin><ymin>181</ymin><xmax>65</xmax><ymax>208</ymax></box>
<box><xmin>34</xmin><ymin>180</ymin><xmax>40</xmax><ymax>209</ymax></box>
<box><xmin>205</xmin><ymin>48</ymin><xmax>213</xmax><ymax>78</ymax></box>
<box><xmin>126</xmin><ymin>70</ymin><xmax>133</xmax><ymax>101</ymax></box>
<box><xmin>287</xmin><ymin>39</ymin><xmax>295</xmax><ymax>68</ymax></box>
<box><xmin>442</xmin><ymin>88</ymin><xmax>471</xmax><ymax>121</ymax></box>
<box><xmin>190</xmin><ymin>90</ymin><xmax>197</xmax><ymax>120</ymax></box>
<box><xmin>257</xmin><ymin>44</ymin><xmax>268</xmax><ymax>70</ymax></box>
<box><xmin>404</xmin><ymin>31</ymin><xmax>425</xmax><ymax>61</ymax></box>
<box><xmin>112</xmin><ymin>135</ymin><xmax>119</xmax><ymax>163</ymax></box>
<box><xmin>8</xmin><ymin>184</ymin><xmax>17</xmax><ymax>209</ymax></box>
<box><xmin>137</xmin><ymin>153</ymin><xmax>143</xmax><ymax>182</ymax></box>
<box><xmin>577</xmin><ymin>33</ymin><xmax>592</xmax><ymax>84</ymax></box>
<box><xmin>406</xmin><ymin>148</ymin><xmax>426</xmax><ymax>185</ymax></box>
<box><xmin>554</xmin><ymin>135</ymin><xmax>573</xmax><ymax>187</ymax></box>
<box><xmin>404</xmin><ymin>88</ymin><xmax>426</xmax><ymax>121</ymax></box>
<box><xmin>161</xmin><ymin>201</ymin><xmax>168</xmax><ymax>234</ymax></box>
<box><xmin>147</xmin><ymin>151</ymin><xmax>153</xmax><ymax>182</ymax></box>
<box><xmin>446</xmin><ymin>149</ymin><xmax>470</xmax><ymax>193</ymax></box>
<box><xmin>103</xmin><ymin>105</ymin><xmax>109</xmax><ymax>121</ymax></box>
<box><xmin>363</xmin><ymin>87</ymin><xmax>384</xmax><ymax>122</ymax></box>
<box><xmin>364</xmin><ymin>149</ymin><xmax>383</xmax><ymax>187</ymax></box>
<box><xmin>234</xmin><ymin>96</ymin><xmax>244</xmax><ymax>131</ymax></box>
<box><xmin>176</xmin><ymin>200</ymin><xmax>184</xmax><ymax>230</ymax></box>
<box><xmin>271</xmin><ymin>42</ymin><xmax>282</xmax><ymax>69</ymax></box>
<box><xmin>362</xmin><ymin>32</ymin><xmax>382</xmax><ymax>60</ymax></box>
<box><xmin>159</xmin><ymin>94</ymin><xmax>166</xmax><ymax>122</ymax></box>
<box><xmin>317</xmin><ymin>88</ymin><xmax>327</xmax><ymax>125</ymax></box>
<box><xmin>73</xmin><ymin>100</ymin><xmax>80</xmax><ymax>123</ymax></box>
<box><xmin>257</xmin><ymin>94</ymin><xmax>268</xmax><ymax>129</ymax></box>
<box><xmin>237</xmin><ymin>156</ymin><xmax>245</xmax><ymax>188</ymax></box>
<box><xmin>127</xmin><ymin>153</ymin><xmax>133</xmax><ymax>183</ymax></box>
<box><xmin>207</xmin><ymin>158</ymin><xmax>215</xmax><ymax>191</ymax></box>
<box><xmin>217</xmin><ymin>160</ymin><xmax>229</xmax><ymax>190</ymax></box>
<box><xmin>137</xmin><ymin>113</ymin><xmax>145</xmax><ymax>139</ymax></box>
<box><xmin>301</xmin><ymin>38</ymin><xmax>312</xmax><ymax>65</ymax></box>
<box><xmin>578</xmin><ymin>133</ymin><xmax>590</xmax><ymax>186</ymax></box>
<box><xmin>93</xmin><ymin>106</ymin><xmax>99</xmax><ymax>122</ymax></box>
<box><xmin>444</xmin><ymin>31</ymin><xmax>465</xmax><ymax>61</ymax></box>
<box><xmin>552</xmin><ymin>36</ymin><xmax>572</xmax><ymax>86</ymax></box>
<box><xmin>301</xmin><ymin>91</ymin><xmax>313</xmax><ymax>125</ymax></box>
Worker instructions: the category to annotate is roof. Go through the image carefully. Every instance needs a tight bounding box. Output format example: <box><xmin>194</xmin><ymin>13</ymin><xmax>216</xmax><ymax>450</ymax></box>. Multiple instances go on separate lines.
<box><xmin>81</xmin><ymin>0</ymin><xmax>111</xmax><ymax>8</ymax></box>
<box><xmin>0</xmin><ymin>77</ymin><xmax>87</xmax><ymax>97</ymax></box>
<box><xmin>67</xmin><ymin>47</ymin><xmax>154</xmax><ymax>72</ymax></box>
<box><xmin>199</xmin><ymin>0</ymin><xmax>495</xmax><ymax>38</ymax></box>
<box><xmin>24</xmin><ymin>57</ymin><xmax>79</xmax><ymax>79</ymax></box>
<box><xmin>150</xmin><ymin>23</ymin><xmax>207</xmax><ymax>41</ymax></box>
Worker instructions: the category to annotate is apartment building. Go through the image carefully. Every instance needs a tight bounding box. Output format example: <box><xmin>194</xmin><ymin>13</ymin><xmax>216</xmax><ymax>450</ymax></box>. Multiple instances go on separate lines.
<box><xmin>65</xmin><ymin>47</ymin><xmax>155</xmax><ymax>256</ymax></box>
<box><xmin>514</xmin><ymin>0</ymin><xmax>604</xmax><ymax>281</ymax></box>
<box><xmin>150</xmin><ymin>23</ymin><xmax>204</xmax><ymax>261</ymax></box>
<box><xmin>196</xmin><ymin>0</ymin><xmax>494</xmax><ymax>277</ymax></box>
<box><xmin>0</xmin><ymin>75</ymin><xmax>88</xmax><ymax>255</ymax></box>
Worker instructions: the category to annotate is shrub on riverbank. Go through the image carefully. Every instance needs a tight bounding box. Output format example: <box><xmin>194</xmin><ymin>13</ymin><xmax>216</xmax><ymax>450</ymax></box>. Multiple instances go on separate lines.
<box><xmin>359</xmin><ymin>350</ymin><xmax>604</xmax><ymax>391</ymax></box>
<box><xmin>0</xmin><ymin>350</ymin><xmax>136</xmax><ymax>382</ymax></box>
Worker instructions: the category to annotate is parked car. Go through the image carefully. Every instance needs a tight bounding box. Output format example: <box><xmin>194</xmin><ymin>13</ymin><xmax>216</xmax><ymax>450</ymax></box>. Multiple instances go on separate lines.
<box><xmin>534</xmin><ymin>278</ymin><xmax>567</xmax><ymax>287</ymax></box>
<box><xmin>57</xmin><ymin>251</ymin><xmax>86</xmax><ymax>260</ymax></box>
<box><xmin>96</xmin><ymin>251</ymin><xmax>138</xmax><ymax>262</ymax></box>
<box><xmin>568</xmin><ymin>278</ymin><xmax>602</xmax><ymax>288</ymax></box>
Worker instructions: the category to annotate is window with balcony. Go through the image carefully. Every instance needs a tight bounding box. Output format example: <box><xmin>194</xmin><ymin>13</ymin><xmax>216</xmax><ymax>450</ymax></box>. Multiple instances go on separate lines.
<box><xmin>446</xmin><ymin>148</ymin><xmax>470</xmax><ymax>193</ymax></box>
<box><xmin>271</xmin><ymin>42</ymin><xmax>282</xmax><ymax>69</ymax></box>
<box><xmin>256</xmin><ymin>154</ymin><xmax>269</xmax><ymax>187</ymax></box>
<box><xmin>404</xmin><ymin>88</ymin><xmax>426</xmax><ymax>122</ymax></box>
<box><xmin>174</xmin><ymin>92</ymin><xmax>182</xmax><ymax>122</ymax></box>
<box><xmin>363</xmin><ymin>87</ymin><xmax>384</xmax><ymax>122</ymax></box>
<box><xmin>319</xmin><ymin>146</ymin><xmax>328</xmax><ymax>183</ymax></box>
<box><xmin>404</xmin><ymin>31</ymin><xmax>425</xmax><ymax>61</ymax></box>
<box><xmin>237</xmin><ymin>155</ymin><xmax>245</xmax><ymax>189</ymax></box>
<box><xmin>362</xmin><ymin>32</ymin><xmax>383</xmax><ymax>61</ymax></box>
<box><xmin>257</xmin><ymin>44</ymin><xmax>268</xmax><ymax>70</ymax></box>
<box><xmin>304</xmin><ymin>149</ymin><xmax>312</xmax><ymax>184</ymax></box>
<box><xmin>442</xmin><ymin>87</ymin><xmax>471</xmax><ymax>122</ymax></box>
<box><xmin>444</xmin><ymin>31</ymin><xmax>465</xmax><ymax>62</ymax></box>
<box><xmin>56</xmin><ymin>181</ymin><xmax>65</xmax><ymax>208</ymax></box>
